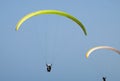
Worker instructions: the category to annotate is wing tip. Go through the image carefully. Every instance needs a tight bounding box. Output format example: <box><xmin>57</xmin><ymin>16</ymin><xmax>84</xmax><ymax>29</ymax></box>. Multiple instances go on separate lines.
<box><xmin>15</xmin><ymin>27</ymin><xmax>19</xmax><ymax>31</ymax></box>
<box><xmin>86</xmin><ymin>54</ymin><xmax>89</xmax><ymax>59</ymax></box>
<box><xmin>85</xmin><ymin>32</ymin><xmax>87</xmax><ymax>36</ymax></box>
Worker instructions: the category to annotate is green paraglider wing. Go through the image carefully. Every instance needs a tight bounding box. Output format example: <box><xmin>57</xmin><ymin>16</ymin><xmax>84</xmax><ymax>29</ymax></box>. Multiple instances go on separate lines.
<box><xmin>16</xmin><ymin>10</ymin><xmax>87</xmax><ymax>35</ymax></box>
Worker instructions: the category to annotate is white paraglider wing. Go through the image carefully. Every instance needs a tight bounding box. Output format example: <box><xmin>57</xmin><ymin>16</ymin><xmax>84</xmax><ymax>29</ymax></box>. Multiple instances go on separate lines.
<box><xmin>86</xmin><ymin>46</ymin><xmax>120</xmax><ymax>58</ymax></box>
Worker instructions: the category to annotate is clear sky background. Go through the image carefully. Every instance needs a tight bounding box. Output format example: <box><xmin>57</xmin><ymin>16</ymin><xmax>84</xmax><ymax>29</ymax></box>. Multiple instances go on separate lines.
<box><xmin>0</xmin><ymin>0</ymin><xmax>120</xmax><ymax>81</ymax></box>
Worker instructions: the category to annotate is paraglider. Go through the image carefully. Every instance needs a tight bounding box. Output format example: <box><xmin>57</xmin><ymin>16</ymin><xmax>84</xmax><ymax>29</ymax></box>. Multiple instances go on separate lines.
<box><xmin>46</xmin><ymin>64</ymin><xmax>52</xmax><ymax>72</ymax></box>
<box><xmin>102</xmin><ymin>77</ymin><xmax>106</xmax><ymax>81</ymax></box>
<box><xmin>86</xmin><ymin>46</ymin><xmax>120</xmax><ymax>58</ymax></box>
<box><xmin>86</xmin><ymin>46</ymin><xmax>120</xmax><ymax>80</ymax></box>
<box><xmin>15</xmin><ymin>10</ymin><xmax>88</xmax><ymax>72</ymax></box>
<box><xmin>15</xmin><ymin>9</ymin><xmax>87</xmax><ymax>35</ymax></box>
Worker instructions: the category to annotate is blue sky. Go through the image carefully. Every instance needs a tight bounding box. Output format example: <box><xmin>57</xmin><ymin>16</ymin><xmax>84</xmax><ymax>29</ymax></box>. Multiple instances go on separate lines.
<box><xmin>0</xmin><ymin>0</ymin><xmax>120</xmax><ymax>81</ymax></box>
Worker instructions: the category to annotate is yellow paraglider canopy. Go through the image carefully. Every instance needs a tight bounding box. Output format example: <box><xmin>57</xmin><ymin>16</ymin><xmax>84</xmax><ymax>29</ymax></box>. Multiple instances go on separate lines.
<box><xmin>15</xmin><ymin>10</ymin><xmax>87</xmax><ymax>35</ymax></box>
